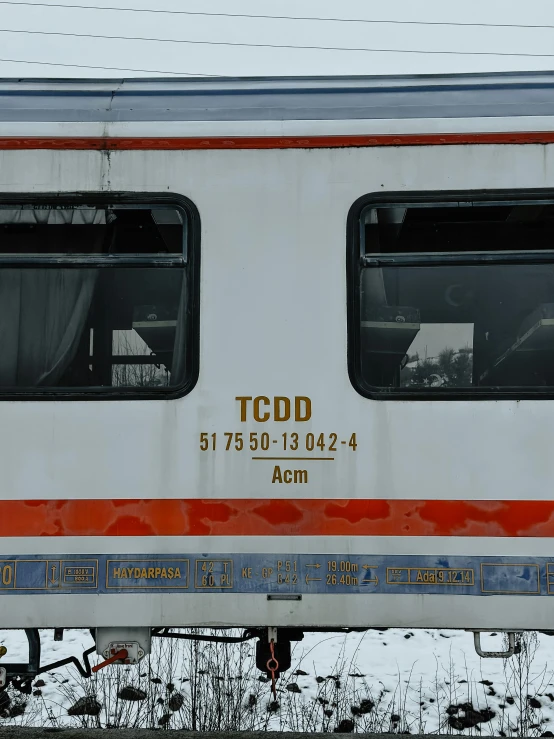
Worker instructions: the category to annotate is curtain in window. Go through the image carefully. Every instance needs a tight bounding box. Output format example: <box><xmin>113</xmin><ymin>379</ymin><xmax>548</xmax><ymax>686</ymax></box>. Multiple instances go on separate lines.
<box><xmin>170</xmin><ymin>272</ymin><xmax>187</xmax><ymax>384</ymax></box>
<box><xmin>0</xmin><ymin>268</ymin><xmax>96</xmax><ymax>387</ymax></box>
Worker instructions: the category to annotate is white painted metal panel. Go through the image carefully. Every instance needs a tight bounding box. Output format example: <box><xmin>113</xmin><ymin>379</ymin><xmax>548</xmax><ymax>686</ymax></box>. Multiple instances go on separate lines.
<box><xmin>0</xmin><ymin>141</ymin><xmax>553</xmax><ymax>628</ymax></box>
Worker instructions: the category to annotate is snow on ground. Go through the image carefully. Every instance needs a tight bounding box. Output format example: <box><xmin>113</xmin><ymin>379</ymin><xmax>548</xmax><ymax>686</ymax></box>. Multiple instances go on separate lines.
<box><xmin>1</xmin><ymin>627</ymin><xmax>554</xmax><ymax>734</ymax></box>
<box><xmin>294</xmin><ymin>630</ymin><xmax>554</xmax><ymax>733</ymax></box>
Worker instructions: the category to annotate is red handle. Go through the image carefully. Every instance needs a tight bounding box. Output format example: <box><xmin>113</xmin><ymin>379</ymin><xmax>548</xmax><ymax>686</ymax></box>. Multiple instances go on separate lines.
<box><xmin>91</xmin><ymin>649</ymin><xmax>128</xmax><ymax>673</ymax></box>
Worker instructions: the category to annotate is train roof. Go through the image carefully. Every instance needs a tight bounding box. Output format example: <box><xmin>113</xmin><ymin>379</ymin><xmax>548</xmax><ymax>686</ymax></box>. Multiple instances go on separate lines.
<box><xmin>1</xmin><ymin>71</ymin><xmax>554</xmax><ymax>122</ymax></box>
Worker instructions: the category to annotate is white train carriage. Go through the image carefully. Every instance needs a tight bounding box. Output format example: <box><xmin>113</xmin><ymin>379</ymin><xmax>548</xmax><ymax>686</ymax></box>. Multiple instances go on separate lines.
<box><xmin>1</xmin><ymin>71</ymin><xmax>554</xmax><ymax>683</ymax></box>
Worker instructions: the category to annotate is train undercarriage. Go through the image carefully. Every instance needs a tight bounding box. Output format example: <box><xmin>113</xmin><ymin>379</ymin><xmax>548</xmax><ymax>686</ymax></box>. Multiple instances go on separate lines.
<box><xmin>0</xmin><ymin>626</ymin><xmax>529</xmax><ymax>698</ymax></box>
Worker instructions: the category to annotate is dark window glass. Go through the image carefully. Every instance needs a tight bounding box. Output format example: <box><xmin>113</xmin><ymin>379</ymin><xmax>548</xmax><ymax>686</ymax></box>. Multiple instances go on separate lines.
<box><xmin>355</xmin><ymin>198</ymin><xmax>554</xmax><ymax>396</ymax></box>
<box><xmin>0</xmin><ymin>201</ymin><xmax>193</xmax><ymax>396</ymax></box>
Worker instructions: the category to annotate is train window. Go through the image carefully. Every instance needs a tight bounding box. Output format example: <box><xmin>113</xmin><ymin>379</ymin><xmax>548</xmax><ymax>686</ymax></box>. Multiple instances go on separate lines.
<box><xmin>350</xmin><ymin>195</ymin><xmax>554</xmax><ymax>398</ymax></box>
<box><xmin>0</xmin><ymin>196</ymin><xmax>199</xmax><ymax>398</ymax></box>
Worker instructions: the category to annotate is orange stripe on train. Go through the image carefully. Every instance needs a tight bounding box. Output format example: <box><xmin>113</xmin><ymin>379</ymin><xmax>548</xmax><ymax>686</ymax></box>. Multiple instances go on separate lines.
<box><xmin>0</xmin><ymin>132</ymin><xmax>554</xmax><ymax>150</ymax></box>
<box><xmin>0</xmin><ymin>499</ymin><xmax>553</xmax><ymax>537</ymax></box>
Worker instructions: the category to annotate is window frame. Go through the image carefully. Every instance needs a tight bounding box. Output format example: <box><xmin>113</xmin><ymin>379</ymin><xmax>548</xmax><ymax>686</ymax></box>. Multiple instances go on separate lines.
<box><xmin>0</xmin><ymin>191</ymin><xmax>200</xmax><ymax>401</ymax></box>
<box><xmin>347</xmin><ymin>188</ymin><xmax>554</xmax><ymax>401</ymax></box>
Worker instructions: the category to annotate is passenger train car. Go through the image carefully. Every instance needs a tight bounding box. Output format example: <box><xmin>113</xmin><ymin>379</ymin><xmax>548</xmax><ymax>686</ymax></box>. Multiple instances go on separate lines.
<box><xmin>1</xmin><ymin>71</ymin><xmax>554</xmax><ymax>681</ymax></box>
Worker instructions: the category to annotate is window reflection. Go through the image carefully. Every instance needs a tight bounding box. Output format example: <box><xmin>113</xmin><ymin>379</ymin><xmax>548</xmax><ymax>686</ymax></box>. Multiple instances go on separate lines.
<box><xmin>359</xmin><ymin>201</ymin><xmax>554</xmax><ymax>392</ymax></box>
<box><xmin>0</xmin><ymin>204</ymin><xmax>188</xmax><ymax>393</ymax></box>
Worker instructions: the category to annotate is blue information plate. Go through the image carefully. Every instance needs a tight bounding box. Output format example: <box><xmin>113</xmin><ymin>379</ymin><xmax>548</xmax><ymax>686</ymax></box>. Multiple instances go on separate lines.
<box><xmin>0</xmin><ymin>554</ymin><xmax>551</xmax><ymax>596</ymax></box>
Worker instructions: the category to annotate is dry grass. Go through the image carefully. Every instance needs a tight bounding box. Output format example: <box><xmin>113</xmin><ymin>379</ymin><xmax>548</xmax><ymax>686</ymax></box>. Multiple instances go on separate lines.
<box><xmin>1</xmin><ymin>629</ymin><xmax>553</xmax><ymax>735</ymax></box>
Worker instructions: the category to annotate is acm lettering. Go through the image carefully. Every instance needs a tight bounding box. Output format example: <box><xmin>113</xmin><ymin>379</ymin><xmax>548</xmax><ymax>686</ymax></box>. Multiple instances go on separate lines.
<box><xmin>272</xmin><ymin>466</ymin><xmax>308</xmax><ymax>484</ymax></box>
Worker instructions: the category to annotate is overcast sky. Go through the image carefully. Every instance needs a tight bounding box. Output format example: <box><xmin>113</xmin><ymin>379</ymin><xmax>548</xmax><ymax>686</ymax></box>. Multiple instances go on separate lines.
<box><xmin>0</xmin><ymin>0</ymin><xmax>553</xmax><ymax>78</ymax></box>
